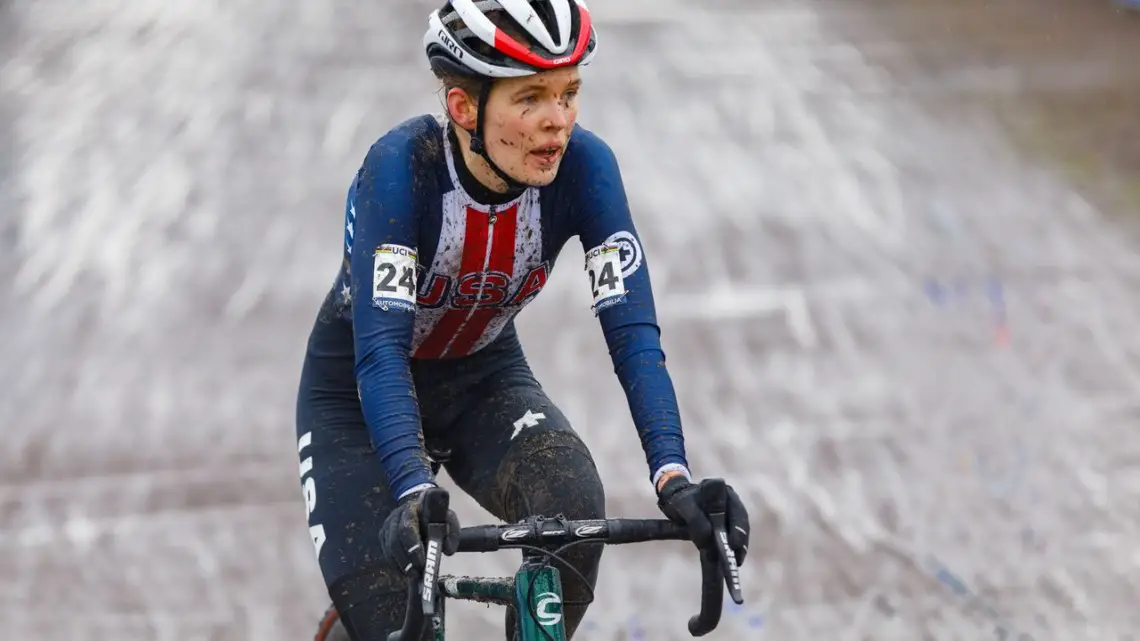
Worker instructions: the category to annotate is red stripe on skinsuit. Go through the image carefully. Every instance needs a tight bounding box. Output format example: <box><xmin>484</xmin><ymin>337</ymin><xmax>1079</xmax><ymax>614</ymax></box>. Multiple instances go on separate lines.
<box><xmin>413</xmin><ymin>207</ymin><xmax>493</xmax><ymax>359</ymax></box>
<box><xmin>445</xmin><ymin>205</ymin><xmax>519</xmax><ymax>357</ymax></box>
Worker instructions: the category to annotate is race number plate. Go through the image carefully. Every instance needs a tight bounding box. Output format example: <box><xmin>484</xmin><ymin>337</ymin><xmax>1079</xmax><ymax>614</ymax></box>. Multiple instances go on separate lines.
<box><xmin>372</xmin><ymin>244</ymin><xmax>418</xmax><ymax>312</ymax></box>
<box><xmin>584</xmin><ymin>242</ymin><xmax>627</xmax><ymax>314</ymax></box>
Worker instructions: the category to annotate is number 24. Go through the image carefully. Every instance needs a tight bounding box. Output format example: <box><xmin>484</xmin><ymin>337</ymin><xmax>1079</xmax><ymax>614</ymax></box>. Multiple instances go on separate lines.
<box><xmin>589</xmin><ymin>261</ymin><xmax>620</xmax><ymax>297</ymax></box>
<box><xmin>376</xmin><ymin>262</ymin><xmax>415</xmax><ymax>295</ymax></box>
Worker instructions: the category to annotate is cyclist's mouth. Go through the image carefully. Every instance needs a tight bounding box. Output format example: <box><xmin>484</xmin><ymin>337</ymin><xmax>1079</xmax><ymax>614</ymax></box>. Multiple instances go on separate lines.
<box><xmin>529</xmin><ymin>145</ymin><xmax>563</xmax><ymax>167</ymax></box>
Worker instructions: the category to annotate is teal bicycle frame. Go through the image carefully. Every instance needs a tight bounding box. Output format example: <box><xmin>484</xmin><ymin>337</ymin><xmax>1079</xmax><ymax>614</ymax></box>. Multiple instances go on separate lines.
<box><xmin>435</xmin><ymin>561</ymin><xmax>567</xmax><ymax>641</ymax></box>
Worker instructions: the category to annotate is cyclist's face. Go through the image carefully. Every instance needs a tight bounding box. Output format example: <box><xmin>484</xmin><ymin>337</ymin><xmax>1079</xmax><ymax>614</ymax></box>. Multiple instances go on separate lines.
<box><xmin>482</xmin><ymin>67</ymin><xmax>581</xmax><ymax>187</ymax></box>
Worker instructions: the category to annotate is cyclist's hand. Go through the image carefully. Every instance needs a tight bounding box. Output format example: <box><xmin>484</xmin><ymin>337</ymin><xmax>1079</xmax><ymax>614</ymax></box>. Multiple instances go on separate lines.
<box><xmin>657</xmin><ymin>476</ymin><xmax>751</xmax><ymax>565</ymax></box>
<box><xmin>380</xmin><ymin>486</ymin><xmax>461</xmax><ymax>575</ymax></box>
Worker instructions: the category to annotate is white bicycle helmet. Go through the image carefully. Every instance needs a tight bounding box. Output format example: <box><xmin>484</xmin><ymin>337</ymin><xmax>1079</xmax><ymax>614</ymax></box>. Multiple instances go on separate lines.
<box><xmin>424</xmin><ymin>0</ymin><xmax>598</xmax><ymax>80</ymax></box>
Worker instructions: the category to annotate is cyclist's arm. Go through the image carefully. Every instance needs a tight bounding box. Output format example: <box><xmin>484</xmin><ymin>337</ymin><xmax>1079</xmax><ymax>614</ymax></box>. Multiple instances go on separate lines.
<box><xmin>349</xmin><ymin>133</ymin><xmax>434</xmax><ymax>501</ymax></box>
<box><xmin>569</xmin><ymin>129</ymin><xmax>692</xmax><ymax>489</ymax></box>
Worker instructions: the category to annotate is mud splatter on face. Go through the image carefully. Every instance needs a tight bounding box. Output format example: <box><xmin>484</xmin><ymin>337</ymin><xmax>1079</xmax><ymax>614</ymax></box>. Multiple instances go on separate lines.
<box><xmin>468</xmin><ymin>67</ymin><xmax>581</xmax><ymax>191</ymax></box>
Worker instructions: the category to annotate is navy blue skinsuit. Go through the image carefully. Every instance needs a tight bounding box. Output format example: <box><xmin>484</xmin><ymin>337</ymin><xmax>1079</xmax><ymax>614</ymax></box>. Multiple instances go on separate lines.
<box><xmin>296</xmin><ymin>114</ymin><xmax>691</xmax><ymax>640</ymax></box>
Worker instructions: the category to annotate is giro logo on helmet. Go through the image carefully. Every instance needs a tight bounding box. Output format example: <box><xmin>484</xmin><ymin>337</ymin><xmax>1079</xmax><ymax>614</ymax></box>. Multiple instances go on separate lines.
<box><xmin>438</xmin><ymin>29</ymin><xmax>464</xmax><ymax>59</ymax></box>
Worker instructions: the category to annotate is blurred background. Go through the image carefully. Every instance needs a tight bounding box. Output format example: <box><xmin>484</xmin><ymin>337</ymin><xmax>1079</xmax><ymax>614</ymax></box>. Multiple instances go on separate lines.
<box><xmin>4</xmin><ymin>0</ymin><xmax>1140</xmax><ymax>639</ymax></box>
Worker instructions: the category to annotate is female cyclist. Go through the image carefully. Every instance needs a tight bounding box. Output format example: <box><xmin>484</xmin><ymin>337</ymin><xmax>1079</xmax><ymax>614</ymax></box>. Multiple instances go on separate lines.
<box><xmin>295</xmin><ymin>1</ymin><xmax>751</xmax><ymax>639</ymax></box>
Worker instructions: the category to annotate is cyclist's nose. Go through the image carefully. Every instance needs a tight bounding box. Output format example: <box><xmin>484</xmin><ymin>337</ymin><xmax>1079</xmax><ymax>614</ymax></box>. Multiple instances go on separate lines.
<box><xmin>542</xmin><ymin>102</ymin><xmax>572</xmax><ymax>130</ymax></box>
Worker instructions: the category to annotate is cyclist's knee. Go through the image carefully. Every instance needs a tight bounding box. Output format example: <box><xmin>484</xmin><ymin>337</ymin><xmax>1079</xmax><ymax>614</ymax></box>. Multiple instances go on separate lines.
<box><xmin>496</xmin><ymin>428</ymin><xmax>606</xmax><ymax>638</ymax></box>
<box><xmin>495</xmin><ymin>428</ymin><xmax>606</xmax><ymax>523</ymax></box>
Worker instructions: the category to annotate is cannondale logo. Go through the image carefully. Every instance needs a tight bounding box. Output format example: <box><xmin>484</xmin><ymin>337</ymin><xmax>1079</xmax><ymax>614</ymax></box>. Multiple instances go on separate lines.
<box><xmin>536</xmin><ymin>592</ymin><xmax>562</xmax><ymax>627</ymax></box>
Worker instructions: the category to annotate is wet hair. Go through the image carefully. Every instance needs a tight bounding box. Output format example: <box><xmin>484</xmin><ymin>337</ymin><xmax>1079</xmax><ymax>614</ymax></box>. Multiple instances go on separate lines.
<box><xmin>436</xmin><ymin>72</ymin><xmax>486</xmax><ymax>107</ymax></box>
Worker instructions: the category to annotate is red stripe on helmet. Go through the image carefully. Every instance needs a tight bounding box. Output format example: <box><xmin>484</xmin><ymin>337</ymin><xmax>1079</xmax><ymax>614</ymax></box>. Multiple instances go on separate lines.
<box><xmin>491</xmin><ymin>3</ymin><xmax>593</xmax><ymax>70</ymax></box>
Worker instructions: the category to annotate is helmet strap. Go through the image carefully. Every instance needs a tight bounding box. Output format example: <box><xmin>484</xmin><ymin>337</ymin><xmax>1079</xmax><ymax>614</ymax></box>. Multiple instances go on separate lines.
<box><xmin>466</xmin><ymin>83</ymin><xmax>530</xmax><ymax>192</ymax></box>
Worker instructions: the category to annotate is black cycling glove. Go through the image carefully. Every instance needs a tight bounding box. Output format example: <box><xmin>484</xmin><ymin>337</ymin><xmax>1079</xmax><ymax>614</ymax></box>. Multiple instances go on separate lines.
<box><xmin>657</xmin><ymin>476</ymin><xmax>751</xmax><ymax>565</ymax></box>
<box><xmin>379</xmin><ymin>487</ymin><xmax>461</xmax><ymax>575</ymax></box>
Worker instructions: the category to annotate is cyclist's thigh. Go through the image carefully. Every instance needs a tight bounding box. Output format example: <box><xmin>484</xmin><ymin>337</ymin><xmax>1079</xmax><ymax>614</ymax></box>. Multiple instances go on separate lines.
<box><xmin>442</xmin><ymin>370</ymin><xmax>606</xmax><ymax>522</ymax></box>
<box><xmin>442</xmin><ymin>367</ymin><xmax>607</xmax><ymax>641</ymax></box>
<box><xmin>297</xmin><ymin>312</ymin><xmax>427</xmax><ymax>641</ymax></box>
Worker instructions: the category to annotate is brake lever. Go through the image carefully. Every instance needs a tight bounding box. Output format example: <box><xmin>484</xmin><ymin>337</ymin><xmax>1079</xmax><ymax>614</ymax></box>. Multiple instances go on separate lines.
<box><xmin>711</xmin><ymin>520</ymin><xmax>744</xmax><ymax>604</ymax></box>
<box><xmin>699</xmin><ymin>479</ymin><xmax>744</xmax><ymax>604</ymax></box>
<box><xmin>420</xmin><ymin>488</ymin><xmax>451</xmax><ymax>618</ymax></box>
<box><xmin>421</xmin><ymin>534</ymin><xmax>443</xmax><ymax>617</ymax></box>
<box><xmin>685</xmin><ymin>478</ymin><xmax>747</xmax><ymax>636</ymax></box>
<box><xmin>386</xmin><ymin>487</ymin><xmax>450</xmax><ymax>641</ymax></box>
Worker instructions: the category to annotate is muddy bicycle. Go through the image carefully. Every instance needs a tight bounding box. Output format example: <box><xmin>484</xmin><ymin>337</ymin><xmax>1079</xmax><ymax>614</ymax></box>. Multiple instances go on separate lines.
<box><xmin>314</xmin><ymin>480</ymin><xmax>745</xmax><ymax>641</ymax></box>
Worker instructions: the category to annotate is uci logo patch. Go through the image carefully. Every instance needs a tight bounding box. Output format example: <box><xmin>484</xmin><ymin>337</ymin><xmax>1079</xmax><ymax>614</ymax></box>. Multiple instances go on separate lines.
<box><xmin>603</xmin><ymin>231</ymin><xmax>643</xmax><ymax>278</ymax></box>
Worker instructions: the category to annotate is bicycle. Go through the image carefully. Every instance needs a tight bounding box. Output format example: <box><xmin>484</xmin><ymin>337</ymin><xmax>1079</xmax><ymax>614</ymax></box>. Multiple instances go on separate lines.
<box><xmin>313</xmin><ymin>480</ymin><xmax>746</xmax><ymax>641</ymax></box>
